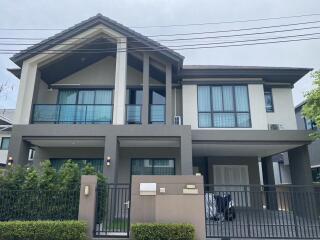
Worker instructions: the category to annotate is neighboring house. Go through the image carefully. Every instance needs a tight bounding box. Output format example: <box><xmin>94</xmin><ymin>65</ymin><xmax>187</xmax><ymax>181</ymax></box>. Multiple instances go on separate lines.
<box><xmin>295</xmin><ymin>101</ymin><xmax>320</xmax><ymax>182</ymax></box>
<box><xmin>0</xmin><ymin>109</ymin><xmax>14</xmax><ymax>166</ymax></box>
<box><xmin>6</xmin><ymin>14</ymin><xmax>314</xmax><ymax>188</ymax></box>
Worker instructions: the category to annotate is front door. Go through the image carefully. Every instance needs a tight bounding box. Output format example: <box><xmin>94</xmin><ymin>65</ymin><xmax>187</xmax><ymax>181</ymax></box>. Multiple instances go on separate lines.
<box><xmin>213</xmin><ymin>165</ymin><xmax>250</xmax><ymax>206</ymax></box>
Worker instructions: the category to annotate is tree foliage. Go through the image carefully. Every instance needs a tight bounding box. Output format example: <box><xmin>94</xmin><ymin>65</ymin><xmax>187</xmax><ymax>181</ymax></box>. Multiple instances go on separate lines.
<box><xmin>303</xmin><ymin>70</ymin><xmax>320</xmax><ymax>139</ymax></box>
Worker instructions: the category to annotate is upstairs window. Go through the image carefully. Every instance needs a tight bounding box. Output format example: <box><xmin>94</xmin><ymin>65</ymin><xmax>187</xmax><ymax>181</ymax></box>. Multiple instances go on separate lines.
<box><xmin>264</xmin><ymin>86</ymin><xmax>274</xmax><ymax>112</ymax></box>
<box><xmin>304</xmin><ymin>118</ymin><xmax>317</xmax><ymax>130</ymax></box>
<box><xmin>0</xmin><ymin>137</ymin><xmax>10</xmax><ymax>150</ymax></box>
<box><xmin>198</xmin><ymin>85</ymin><xmax>251</xmax><ymax>128</ymax></box>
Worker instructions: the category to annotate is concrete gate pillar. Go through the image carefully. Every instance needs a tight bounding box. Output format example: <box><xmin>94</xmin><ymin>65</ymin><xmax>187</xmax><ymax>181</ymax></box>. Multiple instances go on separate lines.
<box><xmin>78</xmin><ymin>175</ymin><xmax>98</xmax><ymax>239</ymax></box>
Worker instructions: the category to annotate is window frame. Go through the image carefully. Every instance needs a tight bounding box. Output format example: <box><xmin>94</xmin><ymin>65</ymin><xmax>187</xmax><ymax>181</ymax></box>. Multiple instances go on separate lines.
<box><xmin>57</xmin><ymin>88</ymin><xmax>114</xmax><ymax>105</ymax></box>
<box><xmin>197</xmin><ymin>84</ymin><xmax>252</xmax><ymax>128</ymax></box>
<box><xmin>130</xmin><ymin>158</ymin><xmax>176</xmax><ymax>176</ymax></box>
<box><xmin>264</xmin><ymin>86</ymin><xmax>274</xmax><ymax>113</ymax></box>
<box><xmin>0</xmin><ymin>137</ymin><xmax>10</xmax><ymax>150</ymax></box>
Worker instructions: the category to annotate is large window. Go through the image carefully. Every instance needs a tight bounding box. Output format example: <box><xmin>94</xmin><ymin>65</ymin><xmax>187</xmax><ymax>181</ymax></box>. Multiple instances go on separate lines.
<box><xmin>126</xmin><ymin>89</ymin><xmax>142</xmax><ymax>124</ymax></box>
<box><xmin>50</xmin><ymin>158</ymin><xmax>104</xmax><ymax>173</ymax></box>
<box><xmin>57</xmin><ymin>89</ymin><xmax>113</xmax><ymax>124</ymax></box>
<box><xmin>264</xmin><ymin>86</ymin><xmax>274</xmax><ymax>112</ymax></box>
<box><xmin>312</xmin><ymin>167</ymin><xmax>320</xmax><ymax>182</ymax></box>
<box><xmin>149</xmin><ymin>89</ymin><xmax>166</xmax><ymax>124</ymax></box>
<box><xmin>304</xmin><ymin>117</ymin><xmax>317</xmax><ymax>130</ymax></box>
<box><xmin>131</xmin><ymin>159</ymin><xmax>175</xmax><ymax>175</ymax></box>
<box><xmin>0</xmin><ymin>137</ymin><xmax>10</xmax><ymax>150</ymax></box>
<box><xmin>198</xmin><ymin>85</ymin><xmax>251</xmax><ymax>128</ymax></box>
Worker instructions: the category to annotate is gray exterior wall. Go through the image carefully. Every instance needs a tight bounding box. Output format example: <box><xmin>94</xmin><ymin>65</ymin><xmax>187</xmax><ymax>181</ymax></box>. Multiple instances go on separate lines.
<box><xmin>295</xmin><ymin>106</ymin><xmax>320</xmax><ymax>167</ymax></box>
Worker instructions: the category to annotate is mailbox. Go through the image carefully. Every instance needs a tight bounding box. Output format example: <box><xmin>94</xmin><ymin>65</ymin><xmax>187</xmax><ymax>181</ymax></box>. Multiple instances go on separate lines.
<box><xmin>140</xmin><ymin>183</ymin><xmax>157</xmax><ymax>195</ymax></box>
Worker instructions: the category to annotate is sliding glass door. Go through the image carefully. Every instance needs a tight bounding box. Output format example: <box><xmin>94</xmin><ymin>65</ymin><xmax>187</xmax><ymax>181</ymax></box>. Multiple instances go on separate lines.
<box><xmin>131</xmin><ymin>159</ymin><xmax>175</xmax><ymax>175</ymax></box>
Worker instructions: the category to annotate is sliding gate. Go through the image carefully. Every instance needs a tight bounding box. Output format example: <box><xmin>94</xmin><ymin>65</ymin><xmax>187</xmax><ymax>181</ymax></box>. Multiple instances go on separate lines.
<box><xmin>204</xmin><ymin>185</ymin><xmax>320</xmax><ymax>239</ymax></box>
<box><xmin>94</xmin><ymin>184</ymin><xmax>131</xmax><ymax>238</ymax></box>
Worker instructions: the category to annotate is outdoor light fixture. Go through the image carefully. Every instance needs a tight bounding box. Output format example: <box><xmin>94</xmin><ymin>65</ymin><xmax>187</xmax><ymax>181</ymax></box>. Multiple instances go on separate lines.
<box><xmin>106</xmin><ymin>156</ymin><xmax>111</xmax><ymax>166</ymax></box>
<box><xmin>7</xmin><ymin>156</ymin><xmax>13</xmax><ymax>166</ymax></box>
<box><xmin>84</xmin><ymin>185</ymin><xmax>90</xmax><ymax>196</ymax></box>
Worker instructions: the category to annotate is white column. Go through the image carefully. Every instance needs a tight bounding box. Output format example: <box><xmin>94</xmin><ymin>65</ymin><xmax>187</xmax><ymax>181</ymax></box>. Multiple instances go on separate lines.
<box><xmin>142</xmin><ymin>54</ymin><xmax>149</xmax><ymax>125</ymax></box>
<box><xmin>113</xmin><ymin>37</ymin><xmax>127</xmax><ymax>125</ymax></box>
<box><xmin>14</xmin><ymin>61</ymin><xmax>38</xmax><ymax>124</ymax></box>
<box><xmin>165</xmin><ymin>63</ymin><xmax>172</xmax><ymax>125</ymax></box>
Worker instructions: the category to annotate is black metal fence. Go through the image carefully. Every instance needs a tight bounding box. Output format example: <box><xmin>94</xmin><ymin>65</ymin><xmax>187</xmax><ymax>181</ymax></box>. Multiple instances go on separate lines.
<box><xmin>204</xmin><ymin>185</ymin><xmax>320</xmax><ymax>239</ymax></box>
<box><xmin>94</xmin><ymin>183</ymin><xmax>131</xmax><ymax>238</ymax></box>
<box><xmin>0</xmin><ymin>188</ymin><xmax>80</xmax><ymax>221</ymax></box>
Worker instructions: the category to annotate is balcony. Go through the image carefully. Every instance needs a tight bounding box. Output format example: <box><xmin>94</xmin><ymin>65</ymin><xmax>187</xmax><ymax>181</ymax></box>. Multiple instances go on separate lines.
<box><xmin>149</xmin><ymin>104</ymin><xmax>165</xmax><ymax>124</ymax></box>
<box><xmin>126</xmin><ymin>104</ymin><xmax>142</xmax><ymax>124</ymax></box>
<box><xmin>32</xmin><ymin>104</ymin><xmax>113</xmax><ymax>124</ymax></box>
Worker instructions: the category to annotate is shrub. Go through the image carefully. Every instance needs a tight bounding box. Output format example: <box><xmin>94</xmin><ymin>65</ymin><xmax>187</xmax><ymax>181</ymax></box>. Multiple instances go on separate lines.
<box><xmin>131</xmin><ymin>223</ymin><xmax>195</xmax><ymax>240</ymax></box>
<box><xmin>0</xmin><ymin>220</ymin><xmax>87</xmax><ymax>240</ymax></box>
<box><xmin>0</xmin><ymin>160</ymin><xmax>107</xmax><ymax>221</ymax></box>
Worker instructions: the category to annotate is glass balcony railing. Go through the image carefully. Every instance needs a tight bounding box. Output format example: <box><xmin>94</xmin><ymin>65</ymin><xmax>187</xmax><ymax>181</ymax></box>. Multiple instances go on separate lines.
<box><xmin>149</xmin><ymin>104</ymin><xmax>165</xmax><ymax>124</ymax></box>
<box><xmin>32</xmin><ymin>104</ymin><xmax>113</xmax><ymax>124</ymax></box>
<box><xmin>126</xmin><ymin>104</ymin><xmax>142</xmax><ymax>124</ymax></box>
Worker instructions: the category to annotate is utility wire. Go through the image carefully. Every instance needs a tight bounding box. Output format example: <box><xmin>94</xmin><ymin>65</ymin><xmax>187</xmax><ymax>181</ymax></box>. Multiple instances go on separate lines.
<box><xmin>1</xmin><ymin>32</ymin><xmax>320</xmax><ymax>55</ymax></box>
<box><xmin>1</xmin><ymin>25</ymin><xmax>320</xmax><ymax>46</ymax></box>
<box><xmin>1</xmin><ymin>13</ymin><xmax>320</xmax><ymax>30</ymax></box>
<box><xmin>1</xmin><ymin>36</ymin><xmax>320</xmax><ymax>55</ymax></box>
<box><xmin>1</xmin><ymin>19</ymin><xmax>320</xmax><ymax>42</ymax></box>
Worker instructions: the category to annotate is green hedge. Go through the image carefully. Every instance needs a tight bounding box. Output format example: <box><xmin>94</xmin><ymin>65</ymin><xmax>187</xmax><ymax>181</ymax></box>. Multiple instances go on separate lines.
<box><xmin>131</xmin><ymin>223</ymin><xmax>195</xmax><ymax>240</ymax></box>
<box><xmin>0</xmin><ymin>221</ymin><xmax>87</xmax><ymax>240</ymax></box>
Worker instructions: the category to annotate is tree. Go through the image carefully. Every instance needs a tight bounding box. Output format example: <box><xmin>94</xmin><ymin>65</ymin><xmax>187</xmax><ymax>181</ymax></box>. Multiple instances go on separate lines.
<box><xmin>303</xmin><ymin>70</ymin><xmax>320</xmax><ymax>139</ymax></box>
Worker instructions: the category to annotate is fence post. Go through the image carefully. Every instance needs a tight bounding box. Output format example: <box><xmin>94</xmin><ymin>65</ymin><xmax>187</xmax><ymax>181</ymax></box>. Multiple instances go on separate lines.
<box><xmin>78</xmin><ymin>175</ymin><xmax>98</xmax><ymax>239</ymax></box>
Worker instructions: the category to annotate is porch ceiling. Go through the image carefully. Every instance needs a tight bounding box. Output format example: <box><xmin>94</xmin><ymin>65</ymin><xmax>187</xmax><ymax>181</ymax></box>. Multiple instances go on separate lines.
<box><xmin>192</xmin><ymin>142</ymin><xmax>302</xmax><ymax>157</ymax></box>
<box><xmin>24</xmin><ymin>137</ymin><xmax>104</xmax><ymax>148</ymax></box>
<box><xmin>192</xmin><ymin>130</ymin><xmax>312</xmax><ymax>157</ymax></box>
<box><xmin>118</xmin><ymin>137</ymin><xmax>180</xmax><ymax>148</ymax></box>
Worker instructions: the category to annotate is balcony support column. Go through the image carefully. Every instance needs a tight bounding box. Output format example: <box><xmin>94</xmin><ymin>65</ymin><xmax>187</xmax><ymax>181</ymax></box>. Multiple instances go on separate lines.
<box><xmin>14</xmin><ymin>61</ymin><xmax>38</xmax><ymax>124</ymax></box>
<box><xmin>165</xmin><ymin>63</ymin><xmax>172</xmax><ymax>125</ymax></box>
<box><xmin>113</xmin><ymin>37</ymin><xmax>127</xmax><ymax>125</ymax></box>
<box><xmin>142</xmin><ymin>54</ymin><xmax>149</xmax><ymax>125</ymax></box>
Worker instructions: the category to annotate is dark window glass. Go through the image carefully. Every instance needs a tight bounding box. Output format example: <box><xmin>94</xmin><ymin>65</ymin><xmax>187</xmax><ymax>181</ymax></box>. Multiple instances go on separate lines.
<box><xmin>126</xmin><ymin>89</ymin><xmax>143</xmax><ymax>124</ymax></box>
<box><xmin>149</xmin><ymin>89</ymin><xmax>166</xmax><ymax>124</ymax></box>
<box><xmin>304</xmin><ymin>118</ymin><xmax>317</xmax><ymax>130</ymax></box>
<box><xmin>50</xmin><ymin>159</ymin><xmax>104</xmax><ymax>173</ymax></box>
<box><xmin>264</xmin><ymin>87</ymin><xmax>274</xmax><ymax>112</ymax></box>
<box><xmin>198</xmin><ymin>85</ymin><xmax>251</xmax><ymax>128</ymax></box>
<box><xmin>312</xmin><ymin>167</ymin><xmax>320</xmax><ymax>182</ymax></box>
<box><xmin>0</xmin><ymin>137</ymin><xmax>10</xmax><ymax>150</ymax></box>
<box><xmin>150</xmin><ymin>89</ymin><xmax>166</xmax><ymax>104</ymax></box>
<box><xmin>131</xmin><ymin>159</ymin><xmax>175</xmax><ymax>175</ymax></box>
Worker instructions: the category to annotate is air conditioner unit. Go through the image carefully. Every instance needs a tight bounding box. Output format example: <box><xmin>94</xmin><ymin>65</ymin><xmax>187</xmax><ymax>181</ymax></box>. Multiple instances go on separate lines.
<box><xmin>268</xmin><ymin>124</ymin><xmax>284</xmax><ymax>130</ymax></box>
<box><xmin>174</xmin><ymin>116</ymin><xmax>182</xmax><ymax>125</ymax></box>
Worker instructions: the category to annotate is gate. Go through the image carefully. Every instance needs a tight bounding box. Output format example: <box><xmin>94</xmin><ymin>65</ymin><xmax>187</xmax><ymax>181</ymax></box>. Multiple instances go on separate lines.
<box><xmin>94</xmin><ymin>183</ymin><xmax>131</xmax><ymax>238</ymax></box>
<box><xmin>204</xmin><ymin>184</ymin><xmax>320</xmax><ymax>239</ymax></box>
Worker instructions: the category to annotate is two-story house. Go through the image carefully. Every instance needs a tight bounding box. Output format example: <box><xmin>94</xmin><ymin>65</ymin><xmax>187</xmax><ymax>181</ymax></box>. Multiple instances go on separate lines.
<box><xmin>7</xmin><ymin>14</ymin><xmax>314</xmax><ymax>187</ymax></box>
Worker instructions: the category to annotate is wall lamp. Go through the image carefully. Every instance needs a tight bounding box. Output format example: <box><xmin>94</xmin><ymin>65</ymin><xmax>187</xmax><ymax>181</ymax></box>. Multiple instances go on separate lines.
<box><xmin>7</xmin><ymin>156</ymin><xmax>13</xmax><ymax>166</ymax></box>
<box><xmin>106</xmin><ymin>156</ymin><xmax>111</xmax><ymax>166</ymax></box>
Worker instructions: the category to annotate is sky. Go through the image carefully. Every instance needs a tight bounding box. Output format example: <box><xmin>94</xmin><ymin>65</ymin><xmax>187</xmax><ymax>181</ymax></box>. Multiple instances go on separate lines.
<box><xmin>0</xmin><ymin>0</ymin><xmax>320</xmax><ymax>108</ymax></box>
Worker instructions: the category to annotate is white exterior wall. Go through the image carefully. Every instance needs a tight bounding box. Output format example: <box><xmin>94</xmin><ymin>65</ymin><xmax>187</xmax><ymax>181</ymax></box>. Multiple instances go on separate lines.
<box><xmin>266</xmin><ymin>88</ymin><xmax>297</xmax><ymax>130</ymax></box>
<box><xmin>182</xmin><ymin>83</ymin><xmax>268</xmax><ymax>130</ymax></box>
